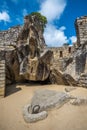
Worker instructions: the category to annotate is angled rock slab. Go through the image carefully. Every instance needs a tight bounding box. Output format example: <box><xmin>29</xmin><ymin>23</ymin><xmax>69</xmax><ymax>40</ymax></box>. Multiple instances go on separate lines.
<box><xmin>23</xmin><ymin>89</ymin><xmax>70</xmax><ymax>123</ymax></box>
<box><xmin>31</xmin><ymin>89</ymin><xmax>70</xmax><ymax>111</ymax></box>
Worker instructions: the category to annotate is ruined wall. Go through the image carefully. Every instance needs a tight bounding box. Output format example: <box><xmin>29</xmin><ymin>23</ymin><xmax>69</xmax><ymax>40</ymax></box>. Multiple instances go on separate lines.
<box><xmin>0</xmin><ymin>42</ymin><xmax>5</xmax><ymax>97</ymax></box>
<box><xmin>50</xmin><ymin>46</ymin><xmax>75</xmax><ymax>71</ymax></box>
<box><xmin>0</xmin><ymin>26</ymin><xmax>22</xmax><ymax>97</ymax></box>
<box><xmin>50</xmin><ymin>46</ymin><xmax>74</xmax><ymax>59</ymax></box>
<box><xmin>75</xmin><ymin>16</ymin><xmax>87</xmax><ymax>46</ymax></box>
<box><xmin>0</xmin><ymin>25</ymin><xmax>22</xmax><ymax>50</ymax></box>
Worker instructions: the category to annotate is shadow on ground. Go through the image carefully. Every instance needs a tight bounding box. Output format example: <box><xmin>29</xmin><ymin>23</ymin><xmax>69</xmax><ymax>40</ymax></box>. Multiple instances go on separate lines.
<box><xmin>5</xmin><ymin>84</ymin><xmax>22</xmax><ymax>97</ymax></box>
<box><xmin>5</xmin><ymin>79</ymin><xmax>50</xmax><ymax>97</ymax></box>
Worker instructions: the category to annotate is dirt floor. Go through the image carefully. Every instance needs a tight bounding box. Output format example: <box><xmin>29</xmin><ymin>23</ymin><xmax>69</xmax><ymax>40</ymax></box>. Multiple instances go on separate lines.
<box><xmin>0</xmin><ymin>84</ymin><xmax>87</xmax><ymax>130</ymax></box>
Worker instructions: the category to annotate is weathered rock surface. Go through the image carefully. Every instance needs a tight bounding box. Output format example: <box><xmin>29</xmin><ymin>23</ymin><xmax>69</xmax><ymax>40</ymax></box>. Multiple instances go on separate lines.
<box><xmin>70</xmin><ymin>97</ymin><xmax>87</xmax><ymax>105</ymax></box>
<box><xmin>23</xmin><ymin>104</ymin><xmax>48</xmax><ymax>123</ymax></box>
<box><xmin>5</xmin><ymin>14</ymin><xmax>53</xmax><ymax>84</ymax></box>
<box><xmin>23</xmin><ymin>89</ymin><xmax>70</xmax><ymax>123</ymax></box>
<box><xmin>78</xmin><ymin>73</ymin><xmax>87</xmax><ymax>87</ymax></box>
<box><xmin>64</xmin><ymin>43</ymin><xmax>87</xmax><ymax>86</ymax></box>
<box><xmin>65</xmin><ymin>87</ymin><xmax>77</xmax><ymax>92</ymax></box>
<box><xmin>31</xmin><ymin>89</ymin><xmax>70</xmax><ymax>111</ymax></box>
<box><xmin>23</xmin><ymin>88</ymin><xmax>87</xmax><ymax>123</ymax></box>
<box><xmin>49</xmin><ymin>69</ymin><xmax>78</xmax><ymax>86</ymax></box>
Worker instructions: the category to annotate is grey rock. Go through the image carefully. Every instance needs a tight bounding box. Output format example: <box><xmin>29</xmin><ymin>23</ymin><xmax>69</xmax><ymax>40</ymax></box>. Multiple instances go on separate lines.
<box><xmin>70</xmin><ymin>97</ymin><xmax>87</xmax><ymax>105</ymax></box>
<box><xmin>31</xmin><ymin>89</ymin><xmax>70</xmax><ymax>112</ymax></box>
<box><xmin>65</xmin><ymin>87</ymin><xmax>77</xmax><ymax>92</ymax></box>
<box><xmin>23</xmin><ymin>89</ymin><xmax>71</xmax><ymax>123</ymax></box>
<box><xmin>23</xmin><ymin>104</ymin><xmax>48</xmax><ymax>123</ymax></box>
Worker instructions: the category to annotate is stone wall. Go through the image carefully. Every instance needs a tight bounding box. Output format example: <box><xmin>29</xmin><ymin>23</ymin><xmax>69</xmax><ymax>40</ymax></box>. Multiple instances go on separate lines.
<box><xmin>49</xmin><ymin>46</ymin><xmax>75</xmax><ymax>71</ymax></box>
<box><xmin>0</xmin><ymin>25</ymin><xmax>22</xmax><ymax>50</ymax></box>
<box><xmin>0</xmin><ymin>26</ymin><xmax>22</xmax><ymax>97</ymax></box>
<box><xmin>50</xmin><ymin>46</ymin><xmax>74</xmax><ymax>59</ymax></box>
<box><xmin>75</xmin><ymin>16</ymin><xmax>87</xmax><ymax>46</ymax></box>
<box><xmin>0</xmin><ymin>42</ymin><xmax>5</xmax><ymax>98</ymax></box>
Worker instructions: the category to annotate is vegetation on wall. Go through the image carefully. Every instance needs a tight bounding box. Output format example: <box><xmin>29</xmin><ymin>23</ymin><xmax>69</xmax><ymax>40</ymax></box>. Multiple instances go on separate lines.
<box><xmin>24</xmin><ymin>12</ymin><xmax>47</xmax><ymax>32</ymax></box>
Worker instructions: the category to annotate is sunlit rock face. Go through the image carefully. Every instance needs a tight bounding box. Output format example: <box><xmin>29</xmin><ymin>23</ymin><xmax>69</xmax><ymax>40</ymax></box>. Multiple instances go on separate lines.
<box><xmin>5</xmin><ymin>14</ymin><xmax>53</xmax><ymax>84</ymax></box>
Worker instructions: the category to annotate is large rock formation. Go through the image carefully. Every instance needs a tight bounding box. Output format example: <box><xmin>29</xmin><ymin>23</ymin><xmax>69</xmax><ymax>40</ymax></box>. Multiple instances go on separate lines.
<box><xmin>5</xmin><ymin>13</ymin><xmax>53</xmax><ymax>84</ymax></box>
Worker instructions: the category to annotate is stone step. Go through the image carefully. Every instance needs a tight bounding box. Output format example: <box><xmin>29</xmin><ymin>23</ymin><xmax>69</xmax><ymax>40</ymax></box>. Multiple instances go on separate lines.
<box><xmin>0</xmin><ymin>84</ymin><xmax>5</xmax><ymax>88</ymax></box>
<box><xmin>0</xmin><ymin>78</ymin><xmax>5</xmax><ymax>81</ymax></box>
<box><xmin>0</xmin><ymin>73</ymin><xmax>5</xmax><ymax>76</ymax></box>
<box><xmin>0</xmin><ymin>64</ymin><xmax>5</xmax><ymax>66</ymax></box>
<box><xmin>79</xmin><ymin>78</ymin><xmax>87</xmax><ymax>81</ymax></box>
<box><xmin>79</xmin><ymin>79</ymin><xmax>87</xmax><ymax>82</ymax></box>
<box><xmin>0</xmin><ymin>73</ymin><xmax>5</xmax><ymax>75</ymax></box>
<box><xmin>79</xmin><ymin>80</ymin><xmax>87</xmax><ymax>84</ymax></box>
<box><xmin>0</xmin><ymin>64</ymin><xmax>5</xmax><ymax>67</ymax></box>
<box><xmin>0</xmin><ymin>76</ymin><xmax>5</xmax><ymax>79</ymax></box>
<box><xmin>0</xmin><ymin>61</ymin><xmax>5</xmax><ymax>64</ymax></box>
<box><xmin>80</xmin><ymin>74</ymin><xmax>87</xmax><ymax>77</ymax></box>
<box><xmin>0</xmin><ymin>60</ymin><xmax>5</xmax><ymax>63</ymax></box>
<box><xmin>0</xmin><ymin>69</ymin><xmax>5</xmax><ymax>72</ymax></box>
<box><xmin>0</xmin><ymin>70</ymin><xmax>5</xmax><ymax>73</ymax></box>
<box><xmin>0</xmin><ymin>67</ymin><xmax>5</xmax><ymax>70</ymax></box>
<box><xmin>0</xmin><ymin>74</ymin><xmax>5</xmax><ymax>77</ymax></box>
<box><xmin>0</xmin><ymin>62</ymin><xmax>5</xmax><ymax>64</ymax></box>
<box><xmin>0</xmin><ymin>81</ymin><xmax>5</xmax><ymax>85</ymax></box>
<box><xmin>0</xmin><ymin>67</ymin><xmax>5</xmax><ymax>69</ymax></box>
<box><xmin>0</xmin><ymin>71</ymin><xmax>5</xmax><ymax>73</ymax></box>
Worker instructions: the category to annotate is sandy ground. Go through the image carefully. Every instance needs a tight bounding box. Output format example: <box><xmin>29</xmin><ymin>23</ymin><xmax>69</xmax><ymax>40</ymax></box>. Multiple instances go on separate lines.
<box><xmin>0</xmin><ymin>84</ymin><xmax>87</xmax><ymax>130</ymax></box>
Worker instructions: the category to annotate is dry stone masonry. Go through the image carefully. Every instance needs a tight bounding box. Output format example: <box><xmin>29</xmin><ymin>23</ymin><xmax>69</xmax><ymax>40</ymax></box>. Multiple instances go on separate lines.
<box><xmin>50</xmin><ymin>16</ymin><xmax>87</xmax><ymax>83</ymax></box>
<box><xmin>75</xmin><ymin>16</ymin><xmax>87</xmax><ymax>46</ymax></box>
<box><xmin>0</xmin><ymin>42</ymin><xmax>5</xmax><ymax>97</ymax></box>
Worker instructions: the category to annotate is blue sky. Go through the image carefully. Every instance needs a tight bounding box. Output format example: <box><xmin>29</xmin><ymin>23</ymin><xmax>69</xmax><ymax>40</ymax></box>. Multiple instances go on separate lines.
<box><xmin>0</xmin><ymin>0</ymin><xmax>87</xmax><ymax>47</ymax></box>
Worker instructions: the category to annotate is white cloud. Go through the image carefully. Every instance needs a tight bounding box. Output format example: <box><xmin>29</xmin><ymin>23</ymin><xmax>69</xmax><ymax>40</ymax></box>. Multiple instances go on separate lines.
<box><xmin>39</xmin><ymin>0</ymin><xmax>67</xmax><ymax>47</ymax></box>
<box><xmin>23</xmin><ymin>9</ymin><xmax>28</xmax><ymax>16</ymax></box>
<box><xmin>0</xmin><ymin>11</ymin><xmax>10</xmax><ymax>22</ymax></box>
<box><xmin>39</xmin><ymin>0</ymin><xmax>66</xmax><ymax>22</ymax></box>
<box><xmin>69</xmin><ymin>36</ymin><xmax>77</xmax><ymax>43</ymax></box>
<box><xmin>44</xmin><ymin>24</ymin><xmax>68</xmax><ymax>47</ymax></box>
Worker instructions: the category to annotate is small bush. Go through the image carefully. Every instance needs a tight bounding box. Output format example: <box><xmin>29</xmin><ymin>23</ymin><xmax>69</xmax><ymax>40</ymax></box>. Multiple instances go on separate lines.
<box><xmin>25</xmin><ymin>12</ymin><xmax>47</xmax><ymax>32</ymax></box>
